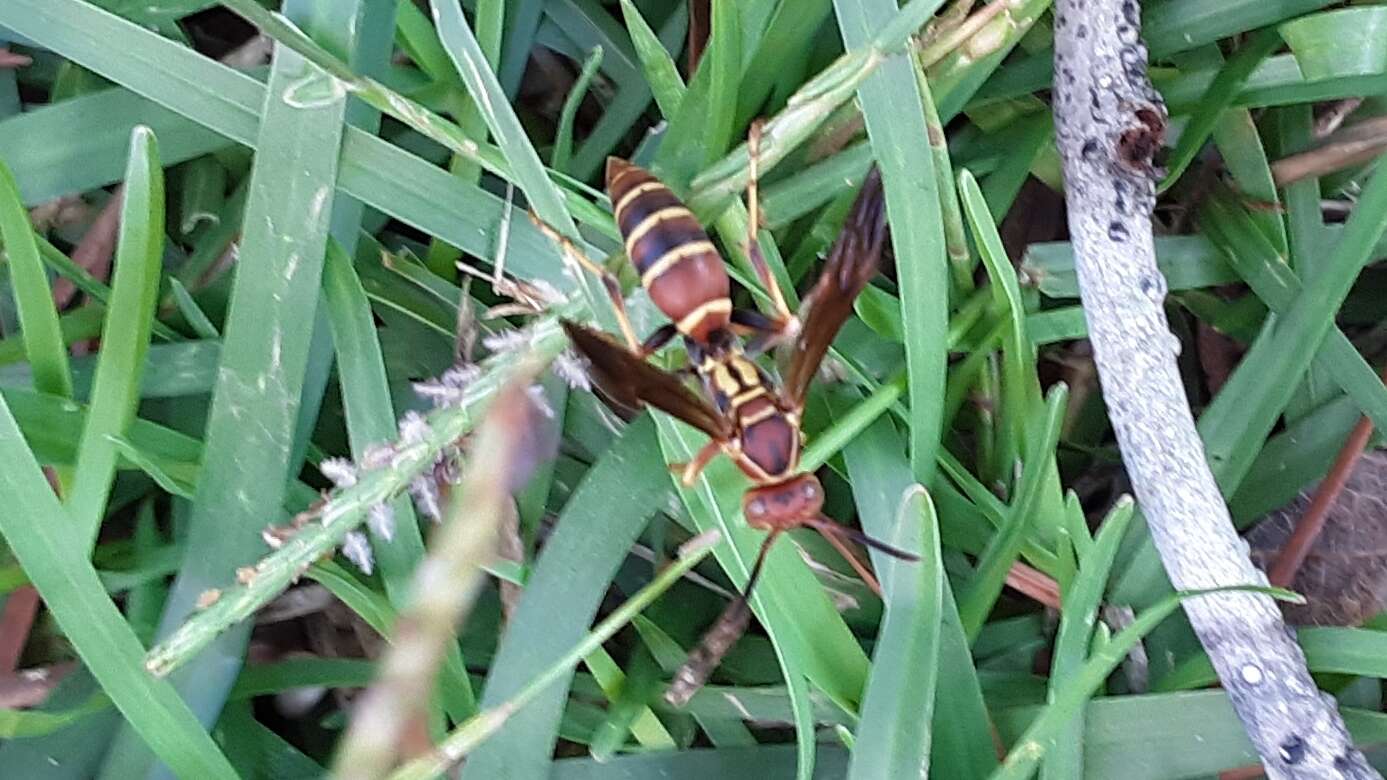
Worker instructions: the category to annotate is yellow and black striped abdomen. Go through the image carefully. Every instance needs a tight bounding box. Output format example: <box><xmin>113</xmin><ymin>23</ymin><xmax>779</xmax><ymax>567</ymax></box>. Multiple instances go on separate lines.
<box><xmin>606</xmin><ymin>158</ymin><xmax>731</xmax><ymax>343</ymax></box>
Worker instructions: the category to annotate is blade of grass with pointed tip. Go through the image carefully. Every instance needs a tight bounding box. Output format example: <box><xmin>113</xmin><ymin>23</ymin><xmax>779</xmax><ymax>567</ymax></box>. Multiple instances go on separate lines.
<box><xmin>429</xmin><ymin>0</ymin><xmax>575</xmax><ymax>236</ymax></box>
<box><xmin>166</xmin><ymin>278</ymin><xmax>218</xmax><ymax>339</ymax></box>
<box><xmin>1042</xmin><ymin>498</ymin><xmax>1134</xmax><ymax>780</ymax></box>
<box><xmin>958</xmin><ymin>384</ymin><xmax>1067</xmax><ymax>641</ymax></box>
<box><xmin>0</xmin><ymin>158</ymin><xmax>72</xmax><ymax>400</ymax></box>
<box><xmin>848</xmin><ymin>487</ymin><xmax>943</xmax><ymax>779</ymax></box>
<box><xmin>835</xmin><ymin>0</ymin><xmax>948</xmax><ymax>485</ymax></box>
<box><xmin>66</xmin><ymin>126</ymin><xmax>165</xmax><ymax>546</ymax></box>
<box><xmin>462</xmin><ymin>414</ymin><xmax>669</xmax><ymax>780</ymax></box>
<box><xmin>551</xmin><ymin>46</ymin><xmax>603</xmax><ymax>174</ymax></box>
<box><xmin>0</xmin><ymin>391</ymin><xmax>237</xmax><ymax>778</ymax></box>
<box><xmin>618</xmin><ymin>0</ymin><xmax>686</xmax><ymax>117</ymax></box>
<box><xmin>837</xmin><ymin>396</ymin><xmax>996</xmax><ymax>777</ymax></box>
<box><xmin>124</xmin><ymin>33</ymin><xmax>351</xmax><ymax>773</ymax></box>
<box><xmin>1159</xmin><ymin>29</ymin><xmax>1283</xmax><ymax>193</ymax></box>
<box><xmin>959</xmin><ymin>170</ymin><xmax>1061</xmax><ymax>497</ymax></box>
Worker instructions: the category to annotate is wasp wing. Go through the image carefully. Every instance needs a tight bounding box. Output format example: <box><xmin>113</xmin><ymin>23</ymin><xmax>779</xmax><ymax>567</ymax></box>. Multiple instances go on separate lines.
<box><xmin>782</xmin><ymin>166</ymin><xmax>888</xmax><ymax>408</ymax></box>
<box><xmin>562</xmin><ymin>320</ymin><xmax>732</xmax><ymax>440</ymax></box>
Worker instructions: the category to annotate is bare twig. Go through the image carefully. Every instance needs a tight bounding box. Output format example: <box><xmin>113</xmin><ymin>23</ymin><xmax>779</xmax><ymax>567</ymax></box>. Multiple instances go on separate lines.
<box><xmin>1051</xmin><ymin>2</ymin><xmax>1376</xmax><ymax>777</ymax></box>
<box><xmin>0</xmin><ymin>663</ymin><xmax>73</xmax><ymax>708</ymax></box>
<box><xmin>1005</xmin><ymin>560</ymin><xmax>1061</xmax><ymax>610</ymax></box>
<box><xmin>53</xmin><ymin>189</ymin><xmax>123</xmax><ymax>309</ymax></box>
<box><xmin>1315</xmin><ymin>99</ymin><xmax>1364</xmax><ymax>139</ymax></box>
<box><xmin>1272</xmin><ymin>116</ymin><xmax>1387</xmax><ymax>188</ymax></box>
<box><xmin>0</xmin><ymin>586</ymin><xmax>39</xmax><ymax>673</ymax></box>
<box><xmin>0</xmin><ymin>48</ymin><xmax>31</xmax><ymax>69</ymax></box>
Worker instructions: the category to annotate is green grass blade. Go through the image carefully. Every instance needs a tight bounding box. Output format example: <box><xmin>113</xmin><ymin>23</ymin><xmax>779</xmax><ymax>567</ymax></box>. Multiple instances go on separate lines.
<box><xmin>991</xmin><ymin>584</ymin><xmax>1301</xmax><ymax>780</ymax></box>
<box><xmin>618</xmin><ymin>0</ymin><xmax>686</xmax><ymax>117</ymax></box>
<box><xmin>959</xmin><ymin>384</ymin><xmax>1067</xmax><ymax>641</ymax></box>
<box><xmin>166</xmin><ymin>278</ymin><xmax>219</xmax><ymax>339</ymax></box>
<box><xmin>1159</xmin><ymin>29</ymin><xmax>1283</xmax><ymax>193</ymax></box>
<box><xmin>550</xmin><ymin>46</ymin><xmax>603</xmax><ymax>174</ymax></box>
<box><xmin>129</xmin><ymin>20</ymin><xmax>353</xmax><ymax>763</ymax></box>
<box><xmin>0</xmin><ymin>158</ymin><xmax>72</xmax><ymax>399</ymax></box>
<box><xmin>703</xmin><ymin>0</ymin><xmax>742</xmax><ymax>165</ymax></box>
<box><xmin>835</xmin><ymin>0</ymin><xmax>948</xmax><ymax>485</ymax></box>
<box><xmin>1041</xmin><ymin>498</ymin><xmax>1134</xmax><ymax>780</ymax></box>
<box><xmin>0</xmin><ymin>392</ymin><xmax>237</xmax><ymax>778</ymax></box>
<box><xmin>848</xmin><ymin>487</ymin><xmax>943</xmax><ymax>779</ymax></box>
<box><xmin>838</xmin><ymin>395</ymin><xmax>997</xmax><ymax>777</ymax></box>
<box><xmin>429</xmin><ymin>0</ymin><xmax>577</xmax><ymax>236</ymax></box>
<box><xmin>460</xmin><ymin>416</ymin><xmax>671</xmax><ymax>780</ymax></box>
<box><xmin>65</xmin><ymin>126</ymin><xmax>165</xmax><ymax>545</ymax></box>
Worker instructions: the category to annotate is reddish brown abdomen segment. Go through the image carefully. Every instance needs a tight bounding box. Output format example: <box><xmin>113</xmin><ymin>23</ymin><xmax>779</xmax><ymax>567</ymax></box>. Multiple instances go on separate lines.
<box><xmin>739</xmin><ymin>411</ymin><xmax>798</xmax><ymax>480</ymax></box>
<box><xmin>606</xmin><ymin>158</ymin><xmax>731</xmax><ymax>342</ymax></box>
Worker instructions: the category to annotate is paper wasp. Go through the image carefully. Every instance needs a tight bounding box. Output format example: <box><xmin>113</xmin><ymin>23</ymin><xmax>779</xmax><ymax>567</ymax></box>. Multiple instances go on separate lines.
<box><xmin>536</xmin><ymin>134</ymin><xmax>917</xmax><ymax>704</ymax></box>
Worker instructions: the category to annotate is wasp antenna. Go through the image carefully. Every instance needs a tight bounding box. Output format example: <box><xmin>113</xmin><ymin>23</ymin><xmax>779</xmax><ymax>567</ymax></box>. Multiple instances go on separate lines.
<box><xmin>805</xmin><ymin>515</ymin><xmax>919</xmax><ymax>562</ymax></box>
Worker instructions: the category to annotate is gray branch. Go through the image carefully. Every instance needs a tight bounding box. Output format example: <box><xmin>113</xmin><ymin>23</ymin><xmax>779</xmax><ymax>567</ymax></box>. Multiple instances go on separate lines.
<box><xmin>1049</xmin><ymin>2</ymin><xmax>1378</xmax><ymax>777</ymax></box>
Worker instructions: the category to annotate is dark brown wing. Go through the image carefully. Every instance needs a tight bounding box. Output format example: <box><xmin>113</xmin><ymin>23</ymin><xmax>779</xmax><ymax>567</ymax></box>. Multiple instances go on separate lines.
<box><xmin>782</xmin><ymin>166</ymin><xmax>887</xmax><ymax>407</ymax></box>
<box><xmin>562</xmin><ymin>320</ymin><xmax>732</xmax><ymax>439</ymax></box>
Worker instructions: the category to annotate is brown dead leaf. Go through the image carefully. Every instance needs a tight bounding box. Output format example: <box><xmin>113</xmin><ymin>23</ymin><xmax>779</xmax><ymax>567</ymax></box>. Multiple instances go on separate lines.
<box><xmin>1247</xmin><ymin>449</ymin><xmax>1387</xmax><ymax>626</ymax></box>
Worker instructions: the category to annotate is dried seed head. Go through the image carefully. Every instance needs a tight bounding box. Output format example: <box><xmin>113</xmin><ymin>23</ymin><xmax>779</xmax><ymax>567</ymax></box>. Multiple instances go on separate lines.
<box><xmin>551</xmin><ymin>349</ymin><xmax>592</xmax><ymax>391</ymax></box>
<box><xmin>359</xmin><ymin>442</ymin><xmax>395</xmax><ymax>470</ymax></box>
<box><xmin>527</xmin><ymin>278</ymin><xmax>565</xmax><ymax>307</ymax></box>
<box><xmin>319</xmin><ymin>457</ymin><xmax>358</xmax><ymax>489</ymax></box>
<box><xmin>398</xmin><ymin>410</ymin><xmax>431</xmax><ymax>446</ymax></box>
<box><xmin>262</xmin><ymin>525</ymin><xmax>294</xmax><ymax>549</ymax></box>
<box><xmin>483</xmin><ymin>328</ymin><xmax>531</xmax><ymax>355</ymax></box>
<box><xmin>367</xmin><ymin>502</ymin><xmax>396</xmax><ymax>541</ymax></box>
<box><xmin>414</xmin><ymin>364</ymin><xmax>482</xmax><ymax>408</ymax></box>
<box><xmin>433</xmin><ymin>448</ymin><xmax>464</xmax><ymax>485</ymax></box>
<box><xmin>410</xmin><ymin>474</ymin><xmax>443</xmax><ymax>522</ymax></box>
<box><xmin>341</xmin><ymin>531</ymin><xmax>374</xmax><ymax>575</ymax></box>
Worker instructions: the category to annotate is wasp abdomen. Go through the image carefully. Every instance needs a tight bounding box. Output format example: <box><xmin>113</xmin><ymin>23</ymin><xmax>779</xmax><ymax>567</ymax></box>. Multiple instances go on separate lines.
<box><xmin>606</xmin><ymin>158</ymin><xmax>731</xmax><ymax>343</ymax></box>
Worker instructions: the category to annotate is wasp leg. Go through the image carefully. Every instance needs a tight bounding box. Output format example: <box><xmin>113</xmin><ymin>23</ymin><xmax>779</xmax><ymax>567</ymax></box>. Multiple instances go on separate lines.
<box><xmin>668</xmin><ymin>439</ymin><xmax>723</xmax><ymax>487</ymax></box>
<box><xmin>744</xmin><ymin>120</ymin><xmax>798</xmax><ymax>344</ymax></box>
<box><xmin>639</xmin><ymin>323</ymin><xmax>679</xmax><ymax>357</ymax></box>
<box><xmin>729</xmin><ymin>308</ymin><xmax>788</xmax><ymax>356</ymax></box>
<box><xmin>529</xmin><ymin>211</ymin><xmax>643</xmax><ymax>352</ymax></box>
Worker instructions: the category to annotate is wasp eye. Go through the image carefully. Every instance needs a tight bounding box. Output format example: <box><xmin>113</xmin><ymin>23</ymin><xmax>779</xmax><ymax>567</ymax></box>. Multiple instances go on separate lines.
<box><xmin>748</xmin><ymin>499</ymin><xmax>768</xmax><ymax>517</ymax></box>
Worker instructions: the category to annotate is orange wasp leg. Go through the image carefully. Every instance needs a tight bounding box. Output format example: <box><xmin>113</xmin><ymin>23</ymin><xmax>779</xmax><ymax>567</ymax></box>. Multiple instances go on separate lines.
<box><xmin>529</xmin><ymin>211</ymin><xmax>644</xmax><ymax>352</ymax></box>
<box><xmin>743</xmin><ymin>120</ymin><xmax>799</xmax><ymax>345</ymax></box>
<box><xmin>669</xmin><ymin>439</ymin><xmax>724</xmax><ymax>487</ymax></box>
